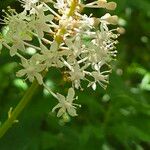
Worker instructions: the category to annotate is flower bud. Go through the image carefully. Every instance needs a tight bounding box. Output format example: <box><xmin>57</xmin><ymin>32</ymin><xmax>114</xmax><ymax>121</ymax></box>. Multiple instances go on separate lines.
<box><xmin>101</xmin><ymin>13</ymin><xmax>118</xmax><ymax>25</ymax></box>
<box><xmin>117</xmin><ymin>27</ymin><xmax>126</xmax><ymax>34</ymax></box>
<box><xmin>98</xmin><ymin>0</ymin><xmax>107</xmax><ymax>8</ymax></box>
<box><xmin>105</xmin><ymin>2</ymin><xmax>117</xmax><ymax>10</ymax></box>
<box><xmin>107</xmin><ymin>15</ymin><xmax>118</xmax><ymax>25</ymax></box>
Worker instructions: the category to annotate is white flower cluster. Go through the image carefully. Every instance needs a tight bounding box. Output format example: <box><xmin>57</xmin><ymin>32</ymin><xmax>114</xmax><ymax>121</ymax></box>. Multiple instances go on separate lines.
<box><xmin>0</xmin><ymin>0</ymin><xmax>120</xmax><ymax>117</ymax></box>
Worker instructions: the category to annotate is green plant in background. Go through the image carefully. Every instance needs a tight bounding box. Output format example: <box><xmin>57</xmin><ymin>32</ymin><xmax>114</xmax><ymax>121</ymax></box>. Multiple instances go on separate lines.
<box><xmin>0</xmin><ymin>0</ymin><xmax>150</xmax><ymax>150</ymax></box>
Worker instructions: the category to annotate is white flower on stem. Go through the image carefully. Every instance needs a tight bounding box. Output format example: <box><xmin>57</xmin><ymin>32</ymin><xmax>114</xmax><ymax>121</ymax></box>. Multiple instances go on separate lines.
<box><xmin>54</xmin><ymin>0</ymin><xmax>71</xmax><ymax>14</ymax></box>
<box><xmin>52</xmin><ymin>88</ymin><xmax>80</xmax><ymax>117</ymax></box>
<box><xmin>9</xmin><ymin>35</ymin><xmax>26</xmax><ymax>56</ymax></box>
<box><xmin>79</xmin><ymin>14</ymin><xmax>95</xmax><ymax>29</ymax></box>
<box><xmin>16</xmin><ymin>55</ymin><xmax>45</xmax><ymax>84</ymax></box>
<box><xmin>68</xmin><ymin>64</ymin><xmax>85</xmax><ymax>89</ymax></box>
<box><xmin>1</xmin><ymin>9</ymin><xmax>32</xmax><ymax>56</ymax></box>
<box><xmin>30</xmin><ymin>7</ymin><xmax>54</xmax><ymax>38</ymax></box>
<box><xmin>86</xmin><ymin>42</ymin><xmax>109</xmax><ymax>64</ymax></box>
<box><xmin>87</xmin><ymin>29</ymin><xmax>118</xmax><ymax>64</ymax></box>
<box><xmin>88</xmin><ymin>70</ymin><xmax>110</xmax><ymax>90</ymax></box>
<box><xmin>65</xmin><ymin>36</ymin><xmax>83</xmax><ymax>57</ymax></box>
<box><xmin>3</xmin><ymin>31</ymin><xmax>32</xmax><ymax>56</ymax></box>
<box><xmin>19</xmin><ymin>0</ymin><xmax>39</xmax><ymax>11</ymax></box>
<box><xmin>54</xmin><ymin>0</ymin><xmax>66</xmax><ymax>9</ymax></box>
<box><xmin>40</xmin><ymin>41</ymin><xmax>66</xmax><ymax>68</ymax></box>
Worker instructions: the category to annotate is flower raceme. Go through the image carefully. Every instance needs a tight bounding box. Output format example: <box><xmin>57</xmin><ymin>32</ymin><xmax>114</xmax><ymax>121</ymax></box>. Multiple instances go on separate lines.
<box><xmin>0</xmin><ymin>0</ymin><xmax>120</xmax><ymax>117</ymax></box>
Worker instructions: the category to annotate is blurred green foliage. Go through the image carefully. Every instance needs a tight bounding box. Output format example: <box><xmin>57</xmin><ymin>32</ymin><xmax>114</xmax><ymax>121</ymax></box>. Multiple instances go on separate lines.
<box><xmin>0</xmin><ymin>0</ymin><xmax>150</xmax><ymax>149</ymax></box>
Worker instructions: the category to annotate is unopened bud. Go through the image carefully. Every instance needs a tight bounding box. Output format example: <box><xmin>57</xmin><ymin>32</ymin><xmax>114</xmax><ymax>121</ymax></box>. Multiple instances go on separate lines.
<box><xmin>106</xmin><ymin>15</ymin><xmax>118</xmax><ymax>25</ymax></box>
<box><xmin>98</xmin><ymin>0</ymin><xmax>107</xmax><ymax>8</ymax></box>
<box><xmin>117</xmin><ymin>27</ymin><xmax>125</xmax><ymax>34</ymax></box>
<box><xmin>101</xmin><ymin>13</ymin><xmax>118</xmax><ymax>25</ymax></box>
<box><xmin>105</xmin><ymin>2</ymin><xmax>117</xmax><ymax>10</ymax></box>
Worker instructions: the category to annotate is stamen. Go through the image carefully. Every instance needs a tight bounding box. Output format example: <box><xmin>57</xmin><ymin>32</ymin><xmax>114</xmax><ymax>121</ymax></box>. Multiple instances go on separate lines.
<box><xmin>43</xmin><ymin>83</ymin><xmax>58</xmax><ymax>99</ymax></box>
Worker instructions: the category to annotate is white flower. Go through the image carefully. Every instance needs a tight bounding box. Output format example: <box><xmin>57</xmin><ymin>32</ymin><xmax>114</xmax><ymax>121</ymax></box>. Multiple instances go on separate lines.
<box><xmin>79</xmin><ymin>14</ymin><xmax>95</xmax><ymax>29</ymax></box>
<box><xmin>2</xmin><ymin>10</ymin><xmax>32</xmax><ymax>56</ymax></box>
<box><xmin>100</xmin><ymin>13</ymin><xmax>118</xmax><ymax>25</ymax></box>
<box><xmin>65</xmin><ymin>36</ymin><xmax>82</xmax><ymax>57</ymax></box>
<box><xmin>52</xmin><ymin>88</ymin><xmax>80</xmax><ymax>117</ymax></box>
<box><xmin>16</xmin><ymin>55</ymin><xmax>45</xmax><ymax>84</ymax></box>
<box><xmin>29</xmin><ymin>7</ymin><xmax>54</xmax><ymax>38</ymax></box>
<box><xmin>5</xmin><ymin>31</ymin><xmax>32</xmax><ymax>56</ymax></box>
<box><xmin>40</xmin><ymin>41</ymin><xmax>66</xmax><ymax>68</ymax></box>
<box><xmin>19</xmin><ymin>0</ymin><xmax>39</xmax><ymax>11</ymax></box>
<box><xmin>88</xmin><ymin>70</ymin><xmax>109</xmax><ymax>90</ymax></box>
<box><xmin>54</xmin><ymin>0</ymin><xmax>66</xmax><ymax>9</ymax></box>
<box><xmin>54</xmin><ymin>0</ymin><xmax>70</xmax><ymax>14</ymax></box>
<box><xmin>69</xmin><ymin>64</ymin><xmax>85</xmax><ymax>89</ymax></box>
<box><xmin>9</xmin><ymin>35</ymin><xmax>26</xmax><ymax>56</ymax></box>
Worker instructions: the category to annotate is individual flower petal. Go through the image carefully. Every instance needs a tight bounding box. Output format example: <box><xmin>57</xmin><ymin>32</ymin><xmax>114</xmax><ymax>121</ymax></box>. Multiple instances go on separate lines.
<box><xmin>66</xmin><ymin>88</ymin><xmax>75</xmax><ymax>103</ymax></box>
<box><xmin>16</xmin><ymin>69</ymin><xmax>26</xmax><ymax>77</ymax></box>
<box><xmin>34</xmin><ymin>73</ymin><xmax>43</xmax><ymax>85</ymax></box>
<box><xmin>56</xmin><ymin>93</ymin><xmax>66</xmax><ymax>103</ymax></box>
<box><xmin>57</xmin><ymin>108</ymin><xmax>66</xmax><ymax>117</ymax></box>
<box><xmin>50</xmin><ymin>41</ymin><xmax>58</xmax><ymax>51</ymax></box>
<box><xmin>67</xmin><ymin>107</ymin><xmax>77</xmax><ymax>117</ymax></box>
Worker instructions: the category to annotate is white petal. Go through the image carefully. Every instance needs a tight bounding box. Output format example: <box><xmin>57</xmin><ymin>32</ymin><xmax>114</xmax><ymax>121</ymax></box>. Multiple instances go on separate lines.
<box><xmin>36</xmin><ymin>64</ymin><xmax>45</xmax><ymax>72</ymax></box>
<box><xmin>65</xmin><ymin>39</ymin><xmax>73</xmax><ymax>49</ymax></box>
<box><xmin>45</xmin><ymin>14</ymin><xmax>54</xmax><ymax>22</ymax></box>
<box><xmin>28</xmin><ymin>75</ymin><xmax>34</xmax><ymax>82</ymax></box>
<box><xmin>94</xmin><ymin>64</ymin><xmax>99</xmax><ymax>71</ymax></box>
<box><xmin>37</xmin><ymin>28</ymin><xmax>44</xmax><ymax>39</ymax></box>
<box><xmin>101</xmin><ymin>13</ymin><xmax>111</xmax><ymax>20</ymax></box>
<box><xmin>21</xmin><ymin>58</ymin><xmax>29</xmax><ymax>68</ymax></box>
<box><xmin>57</xmin><ymin>108</ymin><xmax>65</xmax><ymax>117</ymax></box>
<box><xmin>66</xmin><ymin>88</ymin><xmax>75</xmax><ymax>103</ymax></box>
<box><xmin>67</xmin><ymin>107</ymin><xmax>77</xmax><ymax>117</ymax></box>
<box><xmin>50</xmin><ymin>41</ymin><xmax>58</xmax><ymax>51</ymax></box>
<box><xmin>10</xmin><ymin>46</ymin><xmax>17</xmax><ymax>56</ymax></box>
<box><xmin>16</xmin><ymin>69</ymin><xmax>26</xmax><ymax>77</ymax></box>
<box><xmin>56</xmin><ymin>93</ymin><xmax>66</xmax><ymax>103</ymax></box>
<box><xmin>92</xmin><ymin>83</ymin><xmax>97</xmax><ymax>90</ymax></box>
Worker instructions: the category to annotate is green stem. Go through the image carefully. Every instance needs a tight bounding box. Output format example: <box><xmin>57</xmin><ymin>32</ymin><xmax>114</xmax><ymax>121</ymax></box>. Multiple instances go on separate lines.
<box><xmin>0</xmin><ymin>80</ymin><xmax>39</xmax><ymax>138</ymax></box>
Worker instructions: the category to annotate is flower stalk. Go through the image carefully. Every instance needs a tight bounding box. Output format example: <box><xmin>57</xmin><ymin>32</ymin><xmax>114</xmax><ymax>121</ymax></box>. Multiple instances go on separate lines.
<box><xmin>0</xmin><ymin>80</ymin><xmax>39</xmax><ymax>138</ymax></box>
<box><xmin>0</xmin><ymin>0</ymin><xmax>80</xmax><ymax>138</ymax></box>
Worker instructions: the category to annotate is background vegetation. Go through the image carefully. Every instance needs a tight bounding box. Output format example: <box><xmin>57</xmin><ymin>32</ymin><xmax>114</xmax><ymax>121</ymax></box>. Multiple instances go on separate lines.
<box><xmin>0</xmin><ymin>0</ymin><xmax>150</xmax><ymax>149</ymax></box>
